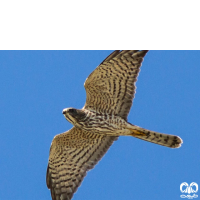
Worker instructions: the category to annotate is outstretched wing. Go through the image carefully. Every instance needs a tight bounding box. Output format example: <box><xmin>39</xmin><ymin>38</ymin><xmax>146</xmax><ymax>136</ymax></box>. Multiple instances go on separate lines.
<box><xmin>84</xmin><ymin>50</ymin><xmax>148</xmax><ymax>120</ymax></box>
<box><xmin>46</xmin><ymin>127</ymin><xmax>118</xmax><ymax>200</ymax></box>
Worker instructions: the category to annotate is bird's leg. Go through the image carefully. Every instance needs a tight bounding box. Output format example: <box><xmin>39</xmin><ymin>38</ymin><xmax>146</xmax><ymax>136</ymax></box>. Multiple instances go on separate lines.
<box><xmin>128</xmin><ymin>129</ymin><xmax>147</xmax><ymax>137</ymax></box>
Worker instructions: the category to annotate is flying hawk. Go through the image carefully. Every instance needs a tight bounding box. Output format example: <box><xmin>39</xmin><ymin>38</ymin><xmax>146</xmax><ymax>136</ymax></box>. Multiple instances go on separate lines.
<box><xmin>46</xmin><ymin>50</ymin><xmax>183</xmax><ymax>200</ymax></box>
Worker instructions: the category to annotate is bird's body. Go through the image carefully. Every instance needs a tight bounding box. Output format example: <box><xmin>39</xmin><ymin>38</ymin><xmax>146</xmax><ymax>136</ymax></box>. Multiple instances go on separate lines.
<box><xmin>62</xmin><ymin>108</ymin><xmax>129</xmax><ymax>134</ymax></box>
<box><xmin>62</xmin><ymin>108</ymin><xmax>181</xmax><ymax>148</ymax></box>
<box><xmin>46</xmin><ymin>50</ymin><xmax>183</xmax><ymax>200</ymax></box>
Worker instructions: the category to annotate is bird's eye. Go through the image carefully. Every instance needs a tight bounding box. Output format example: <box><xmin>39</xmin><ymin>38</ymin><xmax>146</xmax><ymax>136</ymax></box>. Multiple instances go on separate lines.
<box><xmin>69</xmin><ymin>109</ymin><xmax>78</xmax><ymax>116</ymax></box>
<box><xmin>69</xmin><ymin>109</ymin><xmax>76</xmax><ymax>113</ymax></box>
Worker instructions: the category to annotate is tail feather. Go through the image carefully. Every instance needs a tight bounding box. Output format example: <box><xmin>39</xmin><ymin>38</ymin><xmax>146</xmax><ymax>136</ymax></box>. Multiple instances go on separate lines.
<box><xmin>129</xmin><ymin>126</ymin><xmax>183</xmax><ymax>148</ymax></box>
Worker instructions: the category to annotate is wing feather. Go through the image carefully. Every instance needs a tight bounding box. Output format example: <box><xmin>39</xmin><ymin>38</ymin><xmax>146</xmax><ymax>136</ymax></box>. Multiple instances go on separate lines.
<box><xmin>46</xmin><ymin>127</ymin><xmax>118</xmax><ymax>200</ymax></box>
<box><xmin>84</xmin><ymin>50</ymin><xmax>148</xmax><ymax>120</ymax></box>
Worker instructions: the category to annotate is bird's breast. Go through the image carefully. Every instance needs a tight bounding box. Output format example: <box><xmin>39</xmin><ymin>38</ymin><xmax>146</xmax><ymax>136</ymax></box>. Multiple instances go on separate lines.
<box><xmin>76</xmin><ymin>112</ymin><xmax>128</xmax><ymax>135</ymax></box>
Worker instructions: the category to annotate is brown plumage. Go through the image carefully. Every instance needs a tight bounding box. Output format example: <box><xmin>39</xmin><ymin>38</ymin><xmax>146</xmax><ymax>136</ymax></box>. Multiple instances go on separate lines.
<box><xmin>46</xmin><ymin>50</ymin><xmax>183</xmax><ymax>200</ymax></box>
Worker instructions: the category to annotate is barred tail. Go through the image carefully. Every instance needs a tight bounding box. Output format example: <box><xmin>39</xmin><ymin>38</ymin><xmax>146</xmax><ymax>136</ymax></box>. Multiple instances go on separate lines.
<box><xmin>129</xmin><ymin>126</ymin><xmax>183</xmax><ymax>148</ymax></box>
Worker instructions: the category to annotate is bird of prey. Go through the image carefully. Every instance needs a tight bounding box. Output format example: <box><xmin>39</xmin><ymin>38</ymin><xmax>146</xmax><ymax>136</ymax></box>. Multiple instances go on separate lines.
<box><xmin>46</xmin><ymin>50</ymin><xmax>183</xmax><ymax>200</ymax></box>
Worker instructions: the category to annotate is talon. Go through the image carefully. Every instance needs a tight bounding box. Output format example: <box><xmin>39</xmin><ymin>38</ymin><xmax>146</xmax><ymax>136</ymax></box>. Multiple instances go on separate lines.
<box><xmin>129</xmin><ymin>129</ymin><xmax>146</xmax><ymax>137</ymax></box>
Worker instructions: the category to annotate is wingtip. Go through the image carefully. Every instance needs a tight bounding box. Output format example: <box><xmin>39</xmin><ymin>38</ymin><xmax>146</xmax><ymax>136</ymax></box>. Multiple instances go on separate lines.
<box><xmin>141</xmin><ymin>50</ymin><xmax>149</xmax><ymax>56</ymax></box>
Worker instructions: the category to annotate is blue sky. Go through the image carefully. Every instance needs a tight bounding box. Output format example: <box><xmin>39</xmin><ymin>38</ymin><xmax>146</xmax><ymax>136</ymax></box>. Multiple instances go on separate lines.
<box><xmin>0</xmin><ymin>51</ymin><xmax>200</xmax><ymax>200</ymax></box>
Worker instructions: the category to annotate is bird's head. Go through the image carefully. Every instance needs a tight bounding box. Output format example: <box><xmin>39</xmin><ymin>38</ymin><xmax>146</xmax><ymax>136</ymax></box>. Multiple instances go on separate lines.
<box><xmin>62</xmin><ymin>108</ymin><xmax>86</xmax><ymax>126</ymax></box>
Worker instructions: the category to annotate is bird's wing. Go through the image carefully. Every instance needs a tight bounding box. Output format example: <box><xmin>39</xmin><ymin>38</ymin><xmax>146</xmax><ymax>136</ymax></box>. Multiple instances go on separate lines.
<box><xmin>84</xmin><ymin>50</ymin><xmax>148</xmax><ymax>120</ymax></box>
<box><xmin>46</xmin><ymin>127</ymin><xmax>118</xmax><ymax>200</ymax></box>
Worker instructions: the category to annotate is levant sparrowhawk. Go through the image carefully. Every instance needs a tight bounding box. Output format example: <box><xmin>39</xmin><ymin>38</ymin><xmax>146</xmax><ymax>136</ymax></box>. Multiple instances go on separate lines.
<box><xmin>46</xmin><ymin>50</ymin><xmax>183</xmax><ymax>200</ymax></box>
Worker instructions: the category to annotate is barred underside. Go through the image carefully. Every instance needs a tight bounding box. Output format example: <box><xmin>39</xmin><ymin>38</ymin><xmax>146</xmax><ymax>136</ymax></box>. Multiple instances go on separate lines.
<box><xmin>47</xmin><ymin>50</ymin><xmax>183</xmax><ymax>200</ymax></box>
<box><xmin>77</xmin><ymin>111</ymin><xmax>128</xmax><ymax>133</ymax></box>
<box><xmin>46</xmin><ymin>127</ymin><xmax>118</xmax><ymax>200</ymax></box>
<box><xmin>131</xmin><ymin>126</ymin><xmax>183</xmax><ymax>148</ymax></box>
<box><xmin>84</xmin><ymin>50</ymin><xmax>148</xmax><ymax>120</ymax></box>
